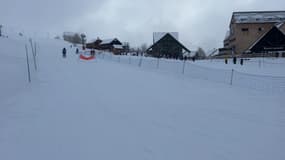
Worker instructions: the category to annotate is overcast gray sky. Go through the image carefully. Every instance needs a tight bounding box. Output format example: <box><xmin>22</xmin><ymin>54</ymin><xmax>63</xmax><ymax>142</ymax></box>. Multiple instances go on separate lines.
<box><xmin>1</xmin><ymin>0</ymin><xmax>285</xmax><ymax>51</ymax></box>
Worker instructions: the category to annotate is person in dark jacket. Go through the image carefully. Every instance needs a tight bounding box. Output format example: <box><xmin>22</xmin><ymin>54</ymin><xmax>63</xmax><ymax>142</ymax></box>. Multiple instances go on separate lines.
<box><xmin>240</xmin><ymin>58</ymin><xmax>244</xmax><ymax>65</ymax></box>
<box><xmin>233</xmin><ymin>57</ymin><xmax>237</xmax><ymax>64</ymax></box>
<box><xmin>62</xmin><ymin>48</ymin><xmax>67</xmax><ymax>58</ymax></box>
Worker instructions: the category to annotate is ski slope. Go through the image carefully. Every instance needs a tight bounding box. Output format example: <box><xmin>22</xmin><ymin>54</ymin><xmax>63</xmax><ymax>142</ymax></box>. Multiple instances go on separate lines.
<box><xmin>0</xmin><ymin>36</ymin><xmax>285</xmax><ymax>160</ymax></box>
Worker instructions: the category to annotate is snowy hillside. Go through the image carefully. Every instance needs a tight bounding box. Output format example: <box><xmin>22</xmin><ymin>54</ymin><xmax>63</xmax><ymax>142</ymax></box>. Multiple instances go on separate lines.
<box><xmin>0</xmin><ymin>36</ymin><xmax>285</xmax><ymax>160</ymax></box>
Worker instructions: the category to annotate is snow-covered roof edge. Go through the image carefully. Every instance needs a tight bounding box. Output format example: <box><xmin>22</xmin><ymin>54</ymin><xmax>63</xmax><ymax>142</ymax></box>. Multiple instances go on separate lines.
<box><xmin>232</xmin><ymin>11</ymin><xmax>285</xmax><ymax>24</ymax></box>
<box><xmin>153</xmin><ymin>32</ymin><xmax>179</xmax><ymax>43</ymax></box>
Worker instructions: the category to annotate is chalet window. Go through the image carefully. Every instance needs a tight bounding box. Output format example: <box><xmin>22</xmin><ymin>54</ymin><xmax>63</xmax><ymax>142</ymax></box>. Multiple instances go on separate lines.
<box><xmin>258</xmin><ymin>27</ymin><xmax>264</xmax><ymax>31</ymax></box>
<box><xmin>241</xmin><ymin>28</ymin><xmax>249</xmax><ymax>32</ymax></box>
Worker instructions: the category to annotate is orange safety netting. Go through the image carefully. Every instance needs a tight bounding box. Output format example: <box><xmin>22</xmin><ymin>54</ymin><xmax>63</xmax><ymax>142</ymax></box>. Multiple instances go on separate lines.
<box><xmin>79</xmin><ymin>54</ymin><xmax>95</xmax><ymax>60</ymax></box>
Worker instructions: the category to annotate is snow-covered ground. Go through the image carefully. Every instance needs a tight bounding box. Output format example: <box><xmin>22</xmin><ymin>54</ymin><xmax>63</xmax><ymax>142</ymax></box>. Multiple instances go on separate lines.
<box><xmin>98</xmin><ymin>54</ymin><xmax>285</xmax><ymax>93</ymax></box>
<box><xmin>0</xmin><ymin>36</ymin><xmax>285</xmax><ymax>160</ymax></box>
<box><xmin>195</xmin><ymin>58</ymin><xmax>285</xmax><ymax>77</ymax></box>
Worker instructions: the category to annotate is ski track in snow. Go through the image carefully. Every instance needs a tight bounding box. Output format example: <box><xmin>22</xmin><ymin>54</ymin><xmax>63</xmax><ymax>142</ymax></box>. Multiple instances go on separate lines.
<box><xmin>0</xmin><ymin>37</ymin><xmax>285</xmax><ymax>160</ymax></box>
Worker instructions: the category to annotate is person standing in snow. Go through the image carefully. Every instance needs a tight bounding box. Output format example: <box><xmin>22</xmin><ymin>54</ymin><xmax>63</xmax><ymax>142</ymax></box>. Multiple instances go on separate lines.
<box><xmin>62</xmin><ymin>48</ymin><xmax>67</xmax><ymax>58</ymax></box>
<box><xmin>76</xmin><ymin>48</ymin><xmax>79</xmax><ymax>54</ymax></box>
<box><xmin>233</xmin><ymin>57</ymin><xmax>237</xmax><ymax>64</ymax></box>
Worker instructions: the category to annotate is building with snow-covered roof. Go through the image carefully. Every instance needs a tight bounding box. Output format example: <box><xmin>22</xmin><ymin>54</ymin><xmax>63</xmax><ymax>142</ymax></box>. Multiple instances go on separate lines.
<box><xmin>147</xmin><ymin>32</ymin><xmax>190</xmax><ymax>59</ymax></box>
<box><xmin>99</xmin><ymin>38</ymin><xmax>122</xmax><ymax>49</ymax></box>
<box><xmin>153</xmin><ymin>32</ymin><xmax>179</xmax><ymax>43</ymax></box>
<box><xmin>86</xmin><ymin>38</ymin><xmax>102</xmax><ymax>49</ymax></box>
<box><xmin>223</xmin><ymin>11</ymin><xmax>285</xmax><ymax>57</ymax></box>
<box><xmin>86</xmin><ymin>37</ymin><xmax>126</xmax><ymax>54</ymax></box>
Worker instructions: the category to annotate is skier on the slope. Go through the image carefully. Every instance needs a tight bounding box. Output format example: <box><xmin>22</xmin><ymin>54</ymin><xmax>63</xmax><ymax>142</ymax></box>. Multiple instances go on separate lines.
<box><xmin>62</xmin><ymin>48</ymin><xmax>67</xmax><ymax>58</ymax></box>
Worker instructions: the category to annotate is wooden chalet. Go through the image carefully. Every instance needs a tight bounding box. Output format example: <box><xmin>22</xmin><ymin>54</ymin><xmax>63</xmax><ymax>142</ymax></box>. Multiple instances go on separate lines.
<box><xmin>86</xmin><ymin>38</ymin><xmax>125</xmax><ymax>55</ymax></box>
<box><xmin>86</xmin><ymin>38</ymin><xmax>102</xmax><ymax>49</ymax></box>
<box><xmin>247</xmin><ymin>25</ymin><xmax>285</xmax><ymax>57</ymax></box>
<box><xmin>146</xmin><ymin>33</ymin><xmax>191</xmax><ymax>59</ymax></box>
<box><xmin>100</xmin><ymin>38</ymin><xmax>122</xmax><ymax>50</ymax></box>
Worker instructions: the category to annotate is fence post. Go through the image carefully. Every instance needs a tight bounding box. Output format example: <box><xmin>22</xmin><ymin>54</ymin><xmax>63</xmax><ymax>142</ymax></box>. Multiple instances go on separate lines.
<box><xmin>230</xmin><ymin>69</ymin><xmax>234</xmax><ymax>85</ymax></box>
<box><xmin>34</xmin><ymin>42</ymin><xmax>37</xmax><ymax>57</ymax></box>
<box><xmin>34</xmin><ymin>42</ymin><xmax>39</xmax><ymax>69</ymax></box>
<box><xmin>138</xmin><ymin>56</ymin><xmax>143</xmax><ymax>67</ymax></box>
<box><xmin>156</xmin><ymin>58</ymin><xmax>160</xmax><ymax>69</ymax></box>
<box><xmin>25</xmin><ymin>45</ymin><xmax>31</xmax><ymax>83</ymax></box>
<box><xmin>182</xmin><ymin>60</ymin><xmax>186</xmax><ymax>74</ymax></box>
<box><xmin>29</xmin><ymin>39</ymin><xmax>37</xmax><ymax>71</ymax></box>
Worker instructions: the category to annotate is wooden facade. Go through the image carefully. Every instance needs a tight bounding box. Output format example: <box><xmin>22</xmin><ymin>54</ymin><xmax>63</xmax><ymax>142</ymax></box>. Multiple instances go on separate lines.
<box><xmin>86</xmin><ymin>39</ymin><xmax>102</xmax><ymax>49</ymax></box>
<box><xmin>248</xmin><ymin>26</ymin><xmax>285</xmax><ymax>56</ymax></box>
<box><xmin>99</xmin><ymin>38</ymin><xmax>122</xmax><ymax>51</ymax></box>
<box><xmin>86</xmin><ymin>38</ymin><xmax>125</xmax><ymax>54</ymax></box>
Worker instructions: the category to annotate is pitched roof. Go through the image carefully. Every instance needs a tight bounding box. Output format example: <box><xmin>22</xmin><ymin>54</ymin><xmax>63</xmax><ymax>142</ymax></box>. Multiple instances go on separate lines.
<box><xmin>276</xmin><ymin>22</ymin><xmax>285</xmax><ymax>34</ymax></box>
<box><xmin>153</xmin><ymin>32</ymin><xmax>179</xmax><ymax>43</ymax></box>
<box><xmin>100</xmin><ymin>39</ymin><xmax>115</xmax><ymax>45</ymax></box>
<box><xmin>87</xmin><ymin>39</ymin><xmax>98</xmax><ymax>43</ymax></box>
<box><xmin>147</xmin><ymin>33</ymin><xmax>191</xmax><ymax>53</ymax></box>
<box><xmin>231</xmin><ymin>11</ymin><xmax>285</xmax><ymax>24</ymax></box>
<box><xmin>248</xmin><ymin>26</ymin><xmax>285</xmax><ymax>52</ymax></box>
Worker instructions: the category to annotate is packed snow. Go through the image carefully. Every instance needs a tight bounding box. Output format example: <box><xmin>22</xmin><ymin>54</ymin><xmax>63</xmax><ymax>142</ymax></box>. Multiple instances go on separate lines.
<box><xmin>1</xmin><ymin>35</ymin><xmax>285</xmax><ymax>160</ymax></box>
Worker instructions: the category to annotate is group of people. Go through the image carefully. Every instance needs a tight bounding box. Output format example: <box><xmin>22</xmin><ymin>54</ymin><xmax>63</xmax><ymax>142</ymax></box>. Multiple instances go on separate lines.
<box><xmin>62</xmin><ymin>47</ymin><xmax>79</xmax><ymax>58</ymax></box>
<box><xmin>225</xmin><ymin>57</ymin><xmax>244</xmax><ymax>65</ymax></box>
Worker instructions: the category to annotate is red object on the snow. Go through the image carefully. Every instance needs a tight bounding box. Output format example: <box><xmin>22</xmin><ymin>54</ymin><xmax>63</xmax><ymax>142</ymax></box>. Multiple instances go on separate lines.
<box><xmin>79</xmin><ymin>54</ymin><xmax>95</xmax><ymax>60</ymax></box>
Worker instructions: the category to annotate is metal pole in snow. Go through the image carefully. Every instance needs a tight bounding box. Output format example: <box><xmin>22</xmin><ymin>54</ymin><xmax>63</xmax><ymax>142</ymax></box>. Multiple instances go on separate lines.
<box><xmin>34</xmin><ymin>42</ymin><xmax>37</xmax><ymax>57</ymax></box>
<box><xmin>29</xmin><ymin>38</ymin><xmax>34</xmax><ymax>56</ymax></box>
<box><xmin>138</xmin><ymin>56</ymin><xmax>143</xmax><ymax>67</ymax></box>
<box><xmin>25</xmin><ymin>45</ymin><xmax>31</xmax><ymax>83</ymax></box>
<box><xmin>34</xmin><ymin>42</ymin><xmax>39</xmax><ymax>69</ymax></box>
<box><xmin>29</xmin><ymin>39</ymin><xmax>37</xmax><ymax>71</ymax></box>
<box><xmin>182</xmin><ymin>60</ymin><xmax>186</xmax><ymax>74</ymax></box>
<box><xmin>156</xmin><ymin>58</ymin><xmax>160</xmax><ymax>69</ymax></box>
<box><xmin>230</xmin><ymin>69</ymin><xmax>234</xmax><ymax>85</ymax></box>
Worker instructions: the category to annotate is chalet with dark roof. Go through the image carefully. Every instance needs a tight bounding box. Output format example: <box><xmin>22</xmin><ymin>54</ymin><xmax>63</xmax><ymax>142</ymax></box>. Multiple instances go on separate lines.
<box><xmin>86</xmin><ymin>38</ymin><xmax>125</xmax><ymax>54</ymax></box>
<box><xmin>146</xmin><ymin>33</ymin><xmax>191</xmax><ymax>59</ymax></box>
<box><xmin>223</xmin><ymin>11</ymin><xmax>285</xmax><ymax>57</ymax></box>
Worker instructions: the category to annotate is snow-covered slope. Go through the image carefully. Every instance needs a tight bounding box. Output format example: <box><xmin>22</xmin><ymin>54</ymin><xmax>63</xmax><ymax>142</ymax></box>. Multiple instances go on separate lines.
<box><xmin>0</xmin><ymin>36</ymin><xmax>285</xmax><ymax>160</ymax></box>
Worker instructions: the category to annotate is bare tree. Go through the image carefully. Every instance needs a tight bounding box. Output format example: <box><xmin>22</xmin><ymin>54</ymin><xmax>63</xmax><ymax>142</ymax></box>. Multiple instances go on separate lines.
<box><xmin>195</xmin><ymin>47</ymin><xmax>207</xmax><ymax>59</ymax></box>
<box><xmin>140</xmin><ymin>43</ymin><xmax>148</xmax><ymax>53</ymax></box>
<box><xmin>80</xmin><ymin>33</ymin><xmax>86</xmax><ymax>45</ymax></box>
<box><xmin>63</xmin><ymin>32</ymin><xmax>86</xmax><ymax>45</ymax></box>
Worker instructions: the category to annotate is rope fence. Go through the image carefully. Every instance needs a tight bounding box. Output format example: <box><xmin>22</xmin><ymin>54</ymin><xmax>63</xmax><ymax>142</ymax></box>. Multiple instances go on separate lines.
<box><xmin>97</xmin><ymin>52</ymin><xmax>285</xmax><ymax>93</ymax></box>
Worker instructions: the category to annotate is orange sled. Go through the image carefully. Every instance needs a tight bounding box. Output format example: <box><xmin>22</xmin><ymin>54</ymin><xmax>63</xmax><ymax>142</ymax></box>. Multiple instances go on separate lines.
<box><xmin>79</xmin><ymin>54</ymin><xmax>95</xmax><ymax>60</ymax></box>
